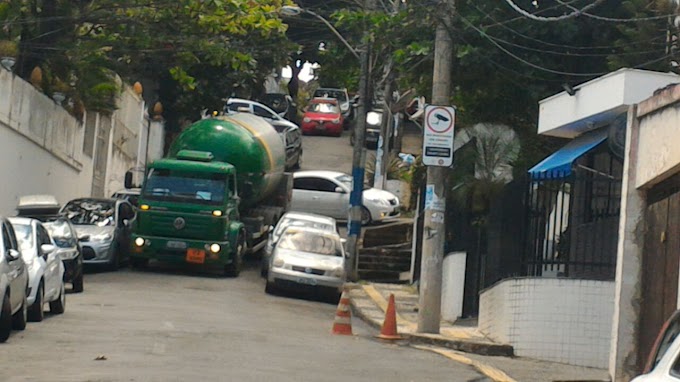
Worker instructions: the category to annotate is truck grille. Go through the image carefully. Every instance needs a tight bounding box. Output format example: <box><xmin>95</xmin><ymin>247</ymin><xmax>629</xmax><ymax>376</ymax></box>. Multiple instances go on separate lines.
<box><xmin>149</xmin><ymin>214</ymin><xmax>215</xmax><ymax>240</ymax></box>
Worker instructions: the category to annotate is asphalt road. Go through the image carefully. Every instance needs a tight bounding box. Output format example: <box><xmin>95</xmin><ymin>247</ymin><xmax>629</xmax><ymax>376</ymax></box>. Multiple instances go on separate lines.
<box><xmin>0</xmin><ymin>134</ymin><xmax>485</xmax><ymax>381</ymax></box>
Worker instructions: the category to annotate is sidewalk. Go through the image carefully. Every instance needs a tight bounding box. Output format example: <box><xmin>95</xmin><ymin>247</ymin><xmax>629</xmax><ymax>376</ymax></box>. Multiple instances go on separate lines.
<box><xmin>348</xmin><ymin>282</ymin><xmax>611</xmax><ymax>382</ymax></box>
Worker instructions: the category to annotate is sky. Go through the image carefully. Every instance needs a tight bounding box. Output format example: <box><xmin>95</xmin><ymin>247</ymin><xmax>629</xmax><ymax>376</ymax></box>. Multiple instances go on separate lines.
<box><xmin>281</xmin><ymin>62</ymin><xmax>317</xmax><ymax>82</ymax></box>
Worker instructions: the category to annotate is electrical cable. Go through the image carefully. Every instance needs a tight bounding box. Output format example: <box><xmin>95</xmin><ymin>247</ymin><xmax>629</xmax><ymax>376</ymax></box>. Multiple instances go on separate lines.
<box><xmin>502</xmin><ymin>0</ymin><xmax>606</xmax><ymax>22</ymax></box>
<box><xmin>457</xmin><ymin>14</ymin><xmax>672</xmax><ymax>77</ymax></box>
<box><xmin>555</xmin><ymin>0</ymin><xmax>676</xmax><ymax>23</ymax></box>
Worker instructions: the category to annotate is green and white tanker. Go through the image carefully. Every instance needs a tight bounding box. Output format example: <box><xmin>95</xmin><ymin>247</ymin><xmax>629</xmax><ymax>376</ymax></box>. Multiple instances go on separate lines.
<box><xmin>129</xmin><ymin>113</ymin><xmax>292</xmax><ymax>276</ymax></box>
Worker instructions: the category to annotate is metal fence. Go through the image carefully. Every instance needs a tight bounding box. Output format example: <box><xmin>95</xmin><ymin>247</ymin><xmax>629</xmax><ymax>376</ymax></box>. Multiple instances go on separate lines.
<box><xmin>523</xmin><ymin>168</ymin><xmax>621</xmax><ymax>280</ymax></box>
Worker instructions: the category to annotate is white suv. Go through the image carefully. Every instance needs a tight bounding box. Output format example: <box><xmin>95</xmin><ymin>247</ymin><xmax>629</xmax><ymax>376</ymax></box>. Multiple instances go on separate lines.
<box><xmin>225</xmin><ymin>98</ymin><xmax>298</xmax><ymax>130</ymax></box>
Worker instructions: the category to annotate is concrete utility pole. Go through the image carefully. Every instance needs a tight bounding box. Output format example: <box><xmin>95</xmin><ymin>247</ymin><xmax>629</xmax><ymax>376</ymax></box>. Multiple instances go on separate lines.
<box><xmin>417</xmin><ymin>3</ymin><xmax>454</xmax><ymax>333</ymax></box>
<box><xmin>346</xmin><ymin>0</ymin><xmax>372</xmax><ymax>281</ymax></box>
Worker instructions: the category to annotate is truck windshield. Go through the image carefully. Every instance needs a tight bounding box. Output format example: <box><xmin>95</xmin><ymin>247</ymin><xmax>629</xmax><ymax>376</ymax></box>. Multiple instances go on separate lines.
<box><xmin>143</xmin><ymin>169</ymin><xmax>227</xmax><ymax>205</ymax></box>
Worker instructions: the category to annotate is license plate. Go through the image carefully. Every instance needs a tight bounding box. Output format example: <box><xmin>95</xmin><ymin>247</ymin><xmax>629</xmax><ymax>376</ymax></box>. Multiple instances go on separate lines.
<box><xmin>297</xmin><ymin>277</ymin><xmax>317</xmax><ymax>286</ymax></box>
<box><xmin>186</xmin><ymin>248</ymin><xmax>205</xmax><ymax>264</ymax></box>
<box><xmin>167</xmin><ymin>241</ymin><xmax>187</xmax><ymax>249</ymax></box>
<box><xmin>315</xmin><ymin>125</ymin><xmax>325</xmax><ymax>131</ymax></box>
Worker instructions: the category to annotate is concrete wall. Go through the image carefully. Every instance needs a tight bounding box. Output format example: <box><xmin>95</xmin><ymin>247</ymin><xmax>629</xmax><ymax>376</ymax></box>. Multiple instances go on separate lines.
<box><xmin>0</xmin><ymin>69</ymin><xmax>93</xmax><ymax>213</ymax></box>
<box><xmin>479</xmin><ymin>277</ymin><xmax>615</xmax><ymax>369</ymax></box>
<box><xmin>0</xmin><ymin>67</ymin><xmax>163</xmax><ymax>214</ymax></box>
<box><xmin>610</xmin><ymin>85</ymin><xmax>680</xmax><ymax>381</ymax></box>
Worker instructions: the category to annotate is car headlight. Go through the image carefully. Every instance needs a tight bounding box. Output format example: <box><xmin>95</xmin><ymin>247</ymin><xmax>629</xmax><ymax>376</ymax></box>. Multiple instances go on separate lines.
<box><xmin>332</xmin><ymin>118</ymin><xmax>340</xmax><ymax>124</ymax></box>
<box><xmin>272</xmin><ymin>256</ymin><xmax>285</xmax><ymax>268</ymax></box>
<box><xmin>92</xmin><ymin>233</ymin><xmax>113</xmax><ymax>242</ymax></box>
<box><xmin>303</xmin><ymin>117</ymin><xmax>311</xmax><ymax>123</ymax></box>
<box><xmin>330</xmin><ymin>266</ymin><xmax>344</xmax><ymax>278</ymax></box>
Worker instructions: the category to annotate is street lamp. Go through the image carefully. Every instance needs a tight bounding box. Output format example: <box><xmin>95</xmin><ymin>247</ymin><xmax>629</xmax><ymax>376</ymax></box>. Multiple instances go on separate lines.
<box><xmin>280</xmin><ymin>4</ymin><xmax>369</xmax><ymax>281</ymax></box>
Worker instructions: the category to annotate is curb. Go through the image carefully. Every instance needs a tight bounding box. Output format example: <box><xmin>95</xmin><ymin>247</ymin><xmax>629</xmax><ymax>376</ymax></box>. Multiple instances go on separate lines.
<box><xmin>412</xmin><ymin>345</ymin><xmax>518</xmax><ymax>382</ymax></box>
<box><xmin>348</xmin><ymin>287</ymin><xmax>514</xmax><ymax>357</ymax></box>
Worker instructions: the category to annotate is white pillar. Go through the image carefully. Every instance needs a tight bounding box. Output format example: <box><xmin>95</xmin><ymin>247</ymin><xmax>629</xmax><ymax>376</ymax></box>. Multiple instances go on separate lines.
<box><xmin>609</xmin><ymin>105</ymin><xmax>646</xmax><ymax>382</ymax></box>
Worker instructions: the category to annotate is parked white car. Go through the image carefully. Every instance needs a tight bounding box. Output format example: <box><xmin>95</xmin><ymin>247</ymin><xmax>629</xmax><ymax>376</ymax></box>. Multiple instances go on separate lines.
<box><xmin>291</xmin><ymin>170</ymin><xmax>400</xmax><ymax>224</ymax></box>
<box><xmin>261</xmin><ymin>212</ymin><xmax>338</xmax><ymax>277</ymax></box>
<box><xmin>265</xmin><ymin>227</ymin><xmax>346</xmax><ymax>299</ymax></box>
<box><xmin>0</xmin><ymin>217</ymin><xmax>29</xmax><ymax>342</ymax></box>
<box><xmin>225</xmin><ymin>98</ymin><xmax>299</xmax><ymax>130</ymax></box>
<box><xmin>633</xmin><ymin>310</ymin><xmax>680</xmax><ymax>381</ymax></box>
<box><xmin>9</xmin><ymin>217</ymin><xmax>65</xmax><ymax>322</ymax></box>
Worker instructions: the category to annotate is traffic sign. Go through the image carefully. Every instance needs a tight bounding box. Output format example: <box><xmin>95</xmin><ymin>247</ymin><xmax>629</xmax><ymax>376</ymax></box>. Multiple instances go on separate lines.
<box><xmin>423</xmin><ymin>105</ymin><xmax>455</xmax><ymax>166</ymax></box>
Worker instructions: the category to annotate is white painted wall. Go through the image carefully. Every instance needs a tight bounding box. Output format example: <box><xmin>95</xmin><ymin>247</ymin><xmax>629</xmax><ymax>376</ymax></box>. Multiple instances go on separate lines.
<box><xmin>538</xmin><ymin>69</ymin><xmax>680</xmax><ymax>138</ymax></box>
<box><xmin>0</xmin><ymin>68</ymin><xmax>163</xmax><ymax>213</ymax></box>
<box><xmin>479</xmin><ymin>277</ymin><xmax>615</xmax><ymax>369</ymax></box>
<box><xmin>635</xmin><ymin>105</ymin><xmax>680</xmax><ymax>188</ymax></box>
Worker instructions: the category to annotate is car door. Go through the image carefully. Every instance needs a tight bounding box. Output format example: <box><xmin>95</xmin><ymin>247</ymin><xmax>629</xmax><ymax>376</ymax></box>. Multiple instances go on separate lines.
<box><xmin>318</xmin><ymin>177</ymin><xmax>349</xmax><ymax>218</ymax></box>
<box><xmin>253</xmin><ymin>104</ymin><xmax>278</xmax><ymax>122</ymax></box>
<box><xmin>37</xmin><ymin>223</ymin><xmax>59</xmax><ymax>298</ymax></box>
<box><xmin>294</xmin><ymin>177</ymin><xmax>347</xmax><ymax>218</ymax></box>
<box><xmin>292</xmin><ymin>177</ymin><xmax>327</xmax><ymax>215</ymax></box>
<box><xmin>3</xmin><ymin>222</ymin><xmax>24</xmax><ymax>309</ymax></box>
<box><xmin>116</xmin><ymin>202</ymin><xmax>134</xmax><ymax>257</ymax></box>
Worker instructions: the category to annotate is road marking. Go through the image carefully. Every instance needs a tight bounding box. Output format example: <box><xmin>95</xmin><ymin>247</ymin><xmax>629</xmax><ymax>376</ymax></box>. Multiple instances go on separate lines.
<box><xmin>412</xmin><ymin>345</ymin><xmax>517</xmax><ymax>382</ymax></box>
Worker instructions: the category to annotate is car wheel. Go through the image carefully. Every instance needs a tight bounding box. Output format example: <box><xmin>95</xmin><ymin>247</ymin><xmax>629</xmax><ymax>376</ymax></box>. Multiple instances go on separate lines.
<box><xmin>12</xmin><ymin>294</ymin><xmax>27</xmax><ymax>330</ymax></box>
<box><xmin>130</xmin><ymin>257</ymin><xmax>149</xmax><ymax>269</ymax></box>
<box><xmin>224</xmin><ymin>233</ymin><xmax>245</xmax><ymax>277</ymax></box>
<box><xmin>72</xmin><ymin>270</ymin><xmax>84</xmax><ymax>293</ymax></box>
<box><xmin>265</xmin><ymin>281</ymin><xmax>277</xmax><ymax>295</ymax></box>
<box><xmin>27</xmin><ymin>282</ymin><xmax>44</xmax><ymax>322</ymax></box>
<box><xmin>49</xmin><ymin>283</ymin><xmax>65</xmax><ymax>315</ymax></box>
<box><xmin>361</xmin><ymin>207</ymin><xmax>372</xmax><ymax>225</ymax></box>
<box><xmin>0</xmin><ymin>293</ymin><xmax>12</xmax><ymax>342</ymax></box>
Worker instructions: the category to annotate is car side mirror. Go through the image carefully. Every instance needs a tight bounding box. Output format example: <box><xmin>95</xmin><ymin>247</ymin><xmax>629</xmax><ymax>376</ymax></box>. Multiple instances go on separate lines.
<box><xmin>122</xmin><ymin>218</ymin><xmax>130</xmax><ymax>227</ymax></box>
<box><xmin>6</xmin><ymin>249</ymin><xmax>20</xmax><ymax>262</ymax></box>
<box><xmin>335</xmin><ymin>187</ymin><xmax>345</xmax><ymax>194</ymax></box>
<box><xmin>78</xmin><ymin>234</ymin><xmax>90</xmax><ymax>242</ymax></box>
<box><xmin>41</xmin><ymin>244</ymin><xmax>56</xmax><ymax>257</ymax></box>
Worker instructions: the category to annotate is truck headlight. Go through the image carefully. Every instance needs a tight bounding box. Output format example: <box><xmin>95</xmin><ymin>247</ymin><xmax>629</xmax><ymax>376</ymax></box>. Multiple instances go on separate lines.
<box><xmin>134</xmin><ymin>237</ymin><xmax>145</xmax><ymax>247</ymax></box>
<box><xmin>210</xmin><ymin>243</ymin><xmax>221</xmax><ymax>253</ymax></box>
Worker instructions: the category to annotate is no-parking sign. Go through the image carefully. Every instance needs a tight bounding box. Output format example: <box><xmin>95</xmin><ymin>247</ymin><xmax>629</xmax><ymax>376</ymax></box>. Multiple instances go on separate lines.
<box><xmin>423</xmin><ymin>105</ymin><xmax>455</xmax><ymax>166</ymax></box>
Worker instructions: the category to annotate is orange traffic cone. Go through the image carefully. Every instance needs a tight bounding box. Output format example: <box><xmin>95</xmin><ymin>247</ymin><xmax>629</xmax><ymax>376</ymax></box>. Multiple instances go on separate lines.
<box><xmin>378</xmin><ymin>293</ymin><xmax>402</xmax><ymax>340</ymax></box>
<box><xmin>332</xmin><ymin>289</ymin><xmax>353</xmax><ymax>335</ymax></box>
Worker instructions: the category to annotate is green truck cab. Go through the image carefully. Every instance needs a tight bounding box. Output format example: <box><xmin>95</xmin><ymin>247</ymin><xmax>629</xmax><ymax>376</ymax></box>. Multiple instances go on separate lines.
<box><xmin>129</xmin><ymin>114</ymin><xmax>291</xmax><ymax>276</ymax></box>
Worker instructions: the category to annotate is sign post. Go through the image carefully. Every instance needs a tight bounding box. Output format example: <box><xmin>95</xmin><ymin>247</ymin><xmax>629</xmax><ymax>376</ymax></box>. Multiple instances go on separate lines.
<box><xmin>423</xmin><ymin>105</ymin><xmax>455</xmax><ymax>167</ymax></box>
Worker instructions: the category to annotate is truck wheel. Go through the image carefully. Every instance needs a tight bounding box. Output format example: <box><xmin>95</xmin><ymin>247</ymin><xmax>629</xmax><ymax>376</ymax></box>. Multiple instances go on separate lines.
<box><xmin>0</xmin><ymin>293</ymin><xmax>12</xmax><ymax>342</ymax></box>
<box><xmin>130</xmin><ymin>257</ymin><xmax>149</xmax><ymax>269</ymax></box>
<box><xmin>224</xmin><ymin>234</ymin><xmax>245</xmax><ymax>277</ymax></box>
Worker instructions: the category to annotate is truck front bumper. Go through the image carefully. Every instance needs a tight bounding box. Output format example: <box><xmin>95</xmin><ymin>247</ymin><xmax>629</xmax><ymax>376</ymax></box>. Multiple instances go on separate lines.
<box><xmin>130</xmin><ymin>234</ymin><xmax>233</xmax><ymax>266</ymax></box>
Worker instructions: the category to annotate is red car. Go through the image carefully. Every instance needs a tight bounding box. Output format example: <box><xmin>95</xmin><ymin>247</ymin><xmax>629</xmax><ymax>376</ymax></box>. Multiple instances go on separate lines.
<box><xmin>301</xmin><ymin>98</ymin><xmax>344</xmax><ymax>136</ymax></box>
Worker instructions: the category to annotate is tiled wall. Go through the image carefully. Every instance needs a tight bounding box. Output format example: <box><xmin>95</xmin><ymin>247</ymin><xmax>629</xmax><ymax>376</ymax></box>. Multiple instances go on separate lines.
<box><xmin>479</xmin><ymin>277</ymin><xmax>614</xmax><ymax>369</ymax></box>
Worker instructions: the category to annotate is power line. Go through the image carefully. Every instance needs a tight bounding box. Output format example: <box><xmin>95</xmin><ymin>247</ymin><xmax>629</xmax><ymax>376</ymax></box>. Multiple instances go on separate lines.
<box><xmin>457</xmin><ymin>14</ymin><xmax>672</xmax><ymax>77</ymax></box>
<box><xmin>555</xmin><ymin>0</ymin><xmax>676</xmax><ymax>23</ymax></box>
<box><xmin>469</xmin><ymin>2</ymin><xmax>668</xmax><ymax>51</ymax></box>
<box><xmin>502</xmin><ymin>0</ymin><xmax>606</xmax><ymax>22</ymax></box>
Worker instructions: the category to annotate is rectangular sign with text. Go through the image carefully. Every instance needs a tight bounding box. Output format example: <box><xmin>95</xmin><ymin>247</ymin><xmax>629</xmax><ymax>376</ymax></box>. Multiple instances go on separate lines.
<box><xmin>423</xmin><ymin>105</ymin><xmax>455</xmax><ymax>167</ymax></box>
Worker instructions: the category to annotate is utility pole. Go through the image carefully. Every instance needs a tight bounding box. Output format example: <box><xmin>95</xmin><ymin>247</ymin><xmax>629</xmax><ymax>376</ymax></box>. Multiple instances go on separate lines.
<box><xmin>346</xmin><ymin>0</ymin><xmax>372</xmax><ymax>281</ymax></box>
<box><xmin>417</xmin><ymin>2</ymin><xmax>454</xmax><ymax>333</ymax></box>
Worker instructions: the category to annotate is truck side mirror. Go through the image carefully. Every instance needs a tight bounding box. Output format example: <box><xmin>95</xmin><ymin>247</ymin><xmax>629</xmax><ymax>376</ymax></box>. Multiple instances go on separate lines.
<box><xmin>124</xmin><ymin>171</ymin><xmax>134</xmax><ymax>189</ymax></box>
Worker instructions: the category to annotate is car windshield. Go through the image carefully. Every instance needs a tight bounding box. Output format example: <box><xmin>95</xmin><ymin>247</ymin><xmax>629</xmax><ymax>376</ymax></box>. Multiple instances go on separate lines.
<box><xmin>62</xmin><ymin>200</ymin><xmax>115</xmax><ymax>227</ymax></box>
<box><xmin>308</xmin><ymin>102</ymin><xmax>339</xmax><ymax>114</ymax></box>
<box><xmin>44</xmin><ymin>220</ymin><xmax>76</xmax><ymax>248</ymax></box>
<box><xmin>277</xmin><ymin>230</ymin><xmax>342</xmax><ymax>257</ymax></box>
<box><xmin>274</xmin><ymin>218</ymin><xmax>334</xmax><ymax>239</ymax></box>
<box><xmin>143</xmin><ymin>169</ymin><xmax>227</xmax><ymax>205</ymax></box>
<box><xmin>314</xmin><ymin>89</ymin><xmax>347</xmax><ymax>103</ymax></box>
<box><xmin>336</xmin><ymin>174</ymin><xmax>370</xmax><ymax>191</ymax></box>
<box><xmin>12</xmin><ymin>223</ymin><xmax>34</xmax><ymax>251</ymax></box>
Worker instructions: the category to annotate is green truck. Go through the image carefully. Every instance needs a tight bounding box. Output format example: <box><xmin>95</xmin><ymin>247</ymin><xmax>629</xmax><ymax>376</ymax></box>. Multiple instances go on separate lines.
<box><xmin>127</xmin><ymin>113</ymin><xmax>292</xmax><ymax>276</ymax></box>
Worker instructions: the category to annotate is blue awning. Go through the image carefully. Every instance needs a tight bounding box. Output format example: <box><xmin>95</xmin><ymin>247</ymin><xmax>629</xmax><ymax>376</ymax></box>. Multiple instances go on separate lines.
<box><xmin>528</xmin><ymin>129</ymin><xmax>608</xmax><ymax>180</ymax></box>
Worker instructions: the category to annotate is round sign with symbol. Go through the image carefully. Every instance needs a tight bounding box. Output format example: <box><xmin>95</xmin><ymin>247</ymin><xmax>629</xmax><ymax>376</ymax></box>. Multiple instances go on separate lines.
<box><xmin>425</xmin><ymin>107</ymin><xmax>454</xmax><ymax>134</ymax></box>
